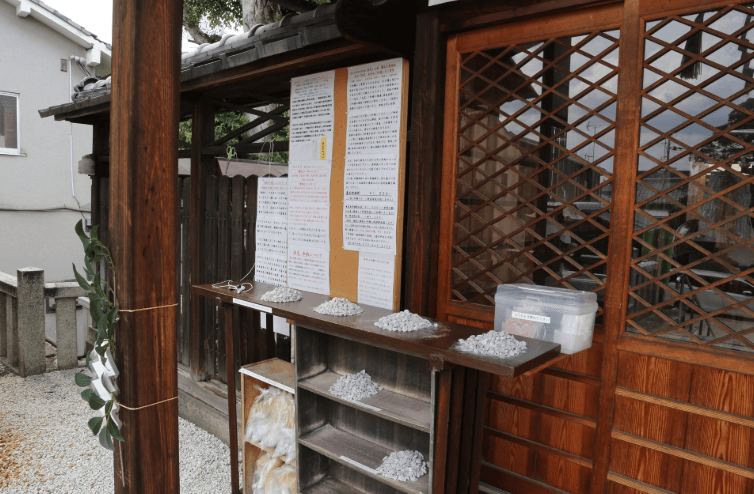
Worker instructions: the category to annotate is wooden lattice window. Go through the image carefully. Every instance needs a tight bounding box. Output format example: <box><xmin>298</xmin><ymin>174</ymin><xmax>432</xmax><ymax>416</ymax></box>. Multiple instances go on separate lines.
<box><xmin>445</xmin><ymin>29</ymin><xmax>620</xmax><ymax>322</ymax></box>
<box><xmin>626</xmin><ymin>5</ymin><xmax>754</xmax><ymax>352</ymax></box>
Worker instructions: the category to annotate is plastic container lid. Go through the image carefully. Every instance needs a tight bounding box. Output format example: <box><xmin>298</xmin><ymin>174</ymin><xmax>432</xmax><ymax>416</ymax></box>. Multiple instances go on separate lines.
<box><xmin>496</xmin><ymin>284</ymin><xmax>598</xmax><ymax>314</ymax></box>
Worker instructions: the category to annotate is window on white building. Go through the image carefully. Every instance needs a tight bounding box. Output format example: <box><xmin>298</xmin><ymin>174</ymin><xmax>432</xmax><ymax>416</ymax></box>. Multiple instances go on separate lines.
<box><xmin>0</xmin><ymin>92</ymin><xmax>20</xmax><ymax>154</ymax></box>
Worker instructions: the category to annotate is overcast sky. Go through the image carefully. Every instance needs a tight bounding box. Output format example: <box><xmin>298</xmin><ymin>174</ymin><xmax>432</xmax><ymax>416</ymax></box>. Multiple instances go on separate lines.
<box><xmin>39</xmin><ymin>0</ymin><xmax>205</xmax><ymax>51</ymax></box>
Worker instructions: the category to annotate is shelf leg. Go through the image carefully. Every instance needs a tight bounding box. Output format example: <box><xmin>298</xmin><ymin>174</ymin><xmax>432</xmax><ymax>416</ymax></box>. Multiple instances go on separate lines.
<box><xmin>219</xmin><ymin>299</ymin><xmax>240</xmax><ymax>494</ymax></box>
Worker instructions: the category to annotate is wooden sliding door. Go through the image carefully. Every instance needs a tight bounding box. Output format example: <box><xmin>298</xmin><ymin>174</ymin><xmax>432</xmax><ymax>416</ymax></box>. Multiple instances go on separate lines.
<box><xmin>437</xmin><ymin>1</ymin><xmax>754</xmax><ymax>493</ymax></box>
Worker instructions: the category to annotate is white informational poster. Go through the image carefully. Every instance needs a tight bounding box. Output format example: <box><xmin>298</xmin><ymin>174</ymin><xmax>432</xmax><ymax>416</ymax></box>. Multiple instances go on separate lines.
<box><xmin>343</xmin><ymin>154</ymin><xmax>399</xmax><ymax>254</ymax></box>
<box><xmin>290</xmin><ymin>71</ymin><xmax>335</xmax><ymax>161</ymax></box>
<box><xmin>289</xmin><ymin>160</ymin><xmax>332</xmax><ymax>204</ymax></box>
<box><xmin>358</xmin><ymin>252</ymin><xmax>395</xmax><ymax>310</ymax></box>
<box><xmin>255</xmin><ymin>177</ymin><xmax>288</xmax><ymax>286</ymax></box>
<box><xmin>287</xmin><ymin>245</ymin><xmax>330</xmax><ymax>296</ymax></box>
<box><xmin>254</xmin><ymin>251</ymin><xmax>287</xmax><ymax>287</ymax></box>
<box><xmin>343</xmin><ymin>58</ymin><xmax>403</xmax><ymax>256</ymax></box>
<box><xmin>288</xmin><ymin>202</ymin><xmax>330</xmax><ymax>249</ymax></box>
<box><xmin>288</xmin><ymin>71</ymin><xmax>335</xmax><ymax>296</ymax></box>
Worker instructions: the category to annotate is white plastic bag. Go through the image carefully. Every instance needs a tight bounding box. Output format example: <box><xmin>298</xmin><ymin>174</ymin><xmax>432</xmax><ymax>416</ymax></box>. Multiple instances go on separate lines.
<box><xmin>267</xmin><ymin>464</ymin><xmax>297</xmax><ymax>494</ymax></box>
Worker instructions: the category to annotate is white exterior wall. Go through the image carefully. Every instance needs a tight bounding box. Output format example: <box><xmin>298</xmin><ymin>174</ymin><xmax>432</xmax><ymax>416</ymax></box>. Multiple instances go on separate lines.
<box><xmin>0</xmin><ymin>0</ymin><xmax>105</xmax><ymax>282</ymax></box>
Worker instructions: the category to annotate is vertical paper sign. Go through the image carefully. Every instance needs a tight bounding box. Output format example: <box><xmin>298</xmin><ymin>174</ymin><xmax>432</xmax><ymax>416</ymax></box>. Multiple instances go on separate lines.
<box><xmin>358</xmin><ymin>252</ymin><xmax>395</xmax><ymax>310</ymax></box>
<box><xmin>343</xmin><ymin>154</ymin><xmax>399</xmax><ymax>254</ymax></box>
<box><xmin>287</xmin><ymin>245</ymin><xmax>330</xmax><ymax>296</ymax></box>
<box><xmin>343</xmin><ymin>58</ymin><xmax>403</xmax><ymax>256</ymax></box>
<box><xmin>255</xmin><ymin>177</ymin><xmax>288</xmax><ymax>286</ymax></box>
<box><xmin>290</xmin><ymin>71</ymin><xmax>335</xmax><ymax>161</ymax></box>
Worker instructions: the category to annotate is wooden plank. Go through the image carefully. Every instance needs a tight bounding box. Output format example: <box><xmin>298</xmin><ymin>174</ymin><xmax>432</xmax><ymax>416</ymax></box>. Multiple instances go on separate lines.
<box><xmin>240</xmin><ymin>358</ymin><xmax>295</xmax><ymax>394</ymax></box>
<box><xmin>487</xmin><ymin>391</ymin><xmax>597</xmax><ymax>430</ymax></box>
<box><xmin>298</xmin><ymin>370</ymin><xmax>432</xmax><ymax>432</ymax></box>
<box><xmin>445</xmin><ymin>367</ymin><xmax>465</xmax><ymax>494</ymax></box>
<box><xmin>606</xmin><ymin>472</ymin><xmax>677</xmax><ymax>494</ymax></box>
<box><xmin>404</xmin><ymin>11</ymin><xmax>445</xmax><ymax>319</ymax></box>
<box><xmin>457</xmin><ymin>369</ymin><xmax>478</xmax><ymax>494</ymax></box>
<box><xmin>109</xmin><ymin>0</ymin><xmax>181</xmax><ymax>488</ymax></box>
<box><xmin>615</xmin><ymin>387</ymin><xmax>754</xmax><ymax>429</ymax></box>
<box><xmin>612</xmin><ymin>430</ymin><xmax>754</xmax><ymax>480</ymax></box>
<box><xmin>480</xmin><ymin>462</ymin><xmax>572</xmax><ymax>494</ymax></box>
<box><xmin>591</xmin><ymin>0</ymin><xmax>640</xmax><ymax>491</ymax></box>
<box><xmin>177</xmin><ymin>177</ymin><xmax>183</xmax><ymax>364</ymax></box>
<box><xmin>299</xmin><ymin>425</ymin><xmax>430</xmax><ymax>494</ymax></box>
<box><xmin>217</xmin><ymin>176</ymin><xmax>231</xmax><ymax>382</ymax></box>
<box><xmin>245</xmin><ymin>176</ymin><xmax>259</xmax><ymax>363</ymax></box>
<box><xmin>204</xmin><ymin>176</ymin><xmax>219</xmax><ymax>377</ymax></box>
<box><xmin>617</xmin><ymin>335</ymin><xmax>754</xmax><ymax>377</ymax></box>
<box><xmin>193</xmin><ymin>281</ymin><xmax>563</xmax><ymax>378</ymax></box>
<box><xmin>469</xmin><ymin>372</ymin><xmax>488</xmax><ymax>494</ymax></box>
<box><xmin>433</xmin><ymin>368</ymin><xmax>453</xmax><ymax>494</ymax></box>
<box><xmin>219</xmin><ymin>301</ymin><xmax>240</xmax><ymax>494</ymax></box>
<box><xmin>302</xmin><ymin>478</ymin><xmax>363</xmax><ymax>494</ymax></box>
<box><xmin>180</xmin><ymin>177</ymin><xmax>191</xmax><ymax>366</ymax></box>
<box><xmin>190</xmin><ymin>100</ymin><xmax>215</xmax><ymax>381</ymax></box>
<box><xmin>266</xmin><ymin>312</ymin><xmax>275</xmax><ymax>359</ymax></box>
<box><xmin>231</xmin><ymin>175</ymin><xmax>244</xmax><ymax>371</ymax></box>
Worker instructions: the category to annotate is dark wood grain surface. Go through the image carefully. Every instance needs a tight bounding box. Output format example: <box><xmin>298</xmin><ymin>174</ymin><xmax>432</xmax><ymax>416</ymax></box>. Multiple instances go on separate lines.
<box><xmin>109</xmin><ymin>0</ymin><xmax>182</xmax><ymax>491</ymax></box>
<box><xmin>193</xmin><ymin>282</ymin><xmax>561</xmax><ymax>378</ymax></box>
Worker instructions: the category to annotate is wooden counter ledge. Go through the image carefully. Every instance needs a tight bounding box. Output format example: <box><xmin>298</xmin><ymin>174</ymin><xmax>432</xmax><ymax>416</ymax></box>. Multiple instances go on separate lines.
<box><xmin>193</xmin><ymin>282</ymin><xmax>562</xmax><ymax>378</ymax></box>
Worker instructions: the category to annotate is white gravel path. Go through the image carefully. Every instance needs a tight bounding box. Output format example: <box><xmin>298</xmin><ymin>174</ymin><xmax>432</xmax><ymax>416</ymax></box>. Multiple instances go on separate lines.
<box><xmin>0</xmin><ymin>367</ymin><xmax>241</xmax><ymax>494</ymax></box>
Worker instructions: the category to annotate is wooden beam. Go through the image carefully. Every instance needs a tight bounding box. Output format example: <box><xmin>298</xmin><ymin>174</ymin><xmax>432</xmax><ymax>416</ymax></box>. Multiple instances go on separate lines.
<box><xmin>404</xmin><ymin>11</ymin><xmax>445</xmax><ymax>318</ymax></box>
<box><xmin>109</xmin><ymin>0</ymin><xmax>182</xmax><ymax>491</ymax></box>
<box><xmin>206</xmin><ymin>104</ymin><xmax>289</xmax><ymax>148</ymax></box>
<box><xmin>190</xmin><ymin>99</ymin><xmax>216</xmax><ymax>381</ymax></box>
<box><xmin>211</xmin><ymin>99</ymin><xmax>289</xmax><ymax>123</ymax></box>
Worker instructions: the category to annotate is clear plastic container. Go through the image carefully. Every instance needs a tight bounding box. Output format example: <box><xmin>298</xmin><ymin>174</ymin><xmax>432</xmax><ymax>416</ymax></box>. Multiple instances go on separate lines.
<box><xmin>494</xmin><ymin>284</ymin><xmax>598</xmax><ymax>354</ymax></box>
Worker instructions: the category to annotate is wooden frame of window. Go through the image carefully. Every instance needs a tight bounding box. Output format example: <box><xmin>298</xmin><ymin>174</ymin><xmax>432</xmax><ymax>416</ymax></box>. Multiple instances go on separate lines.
<box><xmin>0</xmin><ymin>91</ymin><xmax>20</xmax><ymax>155</ymax></box>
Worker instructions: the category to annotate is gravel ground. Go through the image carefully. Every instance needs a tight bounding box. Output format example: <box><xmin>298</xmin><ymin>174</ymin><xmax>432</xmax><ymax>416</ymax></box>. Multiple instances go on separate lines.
<box><xmin>0</xmin><ymin>367</ymin><xmax>241</xmax><ymax>493</ymax></box>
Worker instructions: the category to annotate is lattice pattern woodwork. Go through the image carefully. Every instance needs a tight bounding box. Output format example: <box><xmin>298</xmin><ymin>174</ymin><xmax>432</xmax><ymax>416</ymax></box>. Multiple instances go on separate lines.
<box><xmin>450</xmin><ymin>30</ymin><xmax>620</xmax><ymax>315</ymax></box>
<box><xmin>627</xmin><ymin>5</ymin><xmax>754</xmax><ymax>353</ymax></box>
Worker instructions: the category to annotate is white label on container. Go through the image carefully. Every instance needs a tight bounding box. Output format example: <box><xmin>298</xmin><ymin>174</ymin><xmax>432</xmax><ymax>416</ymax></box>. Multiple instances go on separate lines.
<box><xmin>233</xmin><ymin>299</ymin><xmax>272</xmax><ymax>313</ymax></box>
<box><xmin>340</xmin><ymin>456</ymin><xmax>378</xmax><ymax>475</ymax></box>
<box><xmin>512</xmin><ymin>311</ymin><xmax>550</xmax><ymax>324</ymax></box>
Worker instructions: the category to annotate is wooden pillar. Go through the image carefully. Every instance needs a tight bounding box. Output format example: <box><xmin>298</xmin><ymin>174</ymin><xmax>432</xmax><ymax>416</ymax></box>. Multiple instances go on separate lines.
<box><xmin>109</xmin><ymin>0</ymin><xmax>182</xmax><ymax>491</ymax></box>
<box><xmin>189</xmin><ymin>100</ymin><xmax>215</xmax><ymax>381</ymax></box>
<box><xmin>404</xmin><ymin>10</ymin><xmax>445</xmax><ymax>318</ymax></box>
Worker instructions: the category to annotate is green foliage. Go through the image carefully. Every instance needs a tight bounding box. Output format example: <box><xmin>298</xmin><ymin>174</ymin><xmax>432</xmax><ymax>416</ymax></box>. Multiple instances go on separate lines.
<box><xmin>184</xmin><ymin>0</ymin><xmax>243</xmax><ymax>34</ymax></box>
<box><xmin>72</xmin><ymin>219</ymin><xmax>123</xmax><ymax>450</ymax></box>
<box><xmin>179</xmin><ymin>111</ymin><xmax>290</xmax><ymax>163</ymax></box>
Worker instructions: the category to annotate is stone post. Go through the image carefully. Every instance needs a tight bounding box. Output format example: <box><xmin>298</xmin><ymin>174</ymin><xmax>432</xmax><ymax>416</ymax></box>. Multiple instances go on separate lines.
<box><xmin>56</xmin><ymin>298</ymin><xmax>78</xmax><ymax>369</ymax></box>
<box><xmin>0</xmin><ymin>292</ymin><xmax>6</xmax><ymax>358</ymax></box>
<box><xmin>17</xmin><ymin>267</ymin><xmax>45</xmax><ymax>377</ymax></box>
<box><xmin>9</xmin><ymin>296</ymin><xmax>19</xmax><ymax>368</ymax></box>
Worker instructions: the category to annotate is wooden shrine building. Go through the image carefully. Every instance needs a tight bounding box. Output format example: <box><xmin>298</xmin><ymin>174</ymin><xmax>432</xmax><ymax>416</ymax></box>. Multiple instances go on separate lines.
<box><xmin>40</xmin><ymin>0</ymin><xmax>754</xmax><ymax>493</ymax></box>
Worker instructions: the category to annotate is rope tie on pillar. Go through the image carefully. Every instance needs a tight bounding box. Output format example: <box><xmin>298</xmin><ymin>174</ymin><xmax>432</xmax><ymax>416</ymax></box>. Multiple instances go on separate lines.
<box><xmin>117</xmin><ymin>302</ymin><xmax>179</xmax><ymax>411</ymax></box>
<box><xmin>119</xmin><ymin>302</ymin><xmax>178</xmax><ymax>313</ymax></box>
<box><xmin>118</xmin><ymin>396</ymin><xmax>178</xmax><ymax>411</ymax></box>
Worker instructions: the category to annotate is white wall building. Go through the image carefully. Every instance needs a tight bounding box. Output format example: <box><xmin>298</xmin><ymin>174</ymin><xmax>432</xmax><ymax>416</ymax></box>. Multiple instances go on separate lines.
<box><xmin>0</xmin><ymin>0</ymin><xmax>111</xmax><ymax>282</ymax></box>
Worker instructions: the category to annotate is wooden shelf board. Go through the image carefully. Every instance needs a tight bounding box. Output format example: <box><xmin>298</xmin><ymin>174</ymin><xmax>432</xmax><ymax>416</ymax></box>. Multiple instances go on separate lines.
<box><xmin>303</xmin><ymin>477</ymin><xmax>365</xmax><ymax>494</ymax></box>
<box><xmin>299</xmin><ymin>425</ymin><xmax>429</xmax><ymax>494</ymax></box>
<box><xmin>194</xmin><ymin>281</ymin><xmax>563</xmax><ymax>378</ymax></box>
<box><xmin>298</xmin><ymin>371</ymin><xmax>431</xmax><ymax>432</ymax></box>
<box><xmin>240</xmin><ymin>358</ymin><xmax>295</xmax><ymax>394</ymax></box>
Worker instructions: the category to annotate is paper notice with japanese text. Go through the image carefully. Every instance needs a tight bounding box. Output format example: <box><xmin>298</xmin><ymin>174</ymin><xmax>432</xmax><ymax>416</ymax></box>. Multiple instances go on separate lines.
<box><xmin>358</xmin><ymin>252</ymin><xmax>395</xmax><ymax>310</ymax></box>
<box><xmin>343</xmin><ymin>154</ymin><xmax>399</xmax><ymax>254</ymax></box>
<box><xmin>289</xmin><ymin>160</ymin><xmax>331</xmax><ymax>204</ymax></box>
<box><xmin>290</xmin><ymin>71</ymin><xmax>335</xmax><ymax>161</ymax></box>
<box><xmin>288</xmin><ymin>202</ymin><xmax>330</xmax><ymax>249</ymax></box>
<box><xmin>255</xmin><ymin>177</ymin><xmax>288</xmax><ymax>285</ymax></box>
<box><xmin>287</xmin><ymin>245</ymin><xmax>330</xmax><ymax>296</ymax></box>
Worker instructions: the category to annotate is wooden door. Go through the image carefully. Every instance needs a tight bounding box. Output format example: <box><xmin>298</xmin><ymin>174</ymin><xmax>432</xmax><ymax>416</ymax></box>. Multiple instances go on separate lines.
<box><xmin>438</xmin><ymin>1</ymin><xmax>754</xmax><ymax>493</ymax></box>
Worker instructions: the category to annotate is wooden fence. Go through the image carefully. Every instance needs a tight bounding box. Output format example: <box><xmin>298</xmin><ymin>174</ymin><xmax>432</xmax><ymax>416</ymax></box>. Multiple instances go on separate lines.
<box><xmin>93</xmin><ymin>173</ymin><xmax>282</xmax><ymax>384</ymax></box>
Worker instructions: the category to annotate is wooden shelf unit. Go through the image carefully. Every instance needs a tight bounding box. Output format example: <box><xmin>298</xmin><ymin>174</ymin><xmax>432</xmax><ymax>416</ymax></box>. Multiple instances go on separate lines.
<box><xmin>295</xmin><ymin>324</ymin><xmax>435</xmax><ymax>494</ymax></box>
<box><xmin>240</xmin><ymin>358</ymin><xmax>295</xmax><ymax>494</ymax></box>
